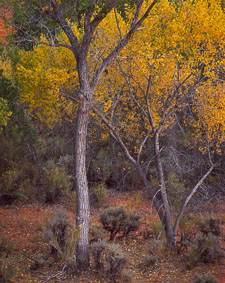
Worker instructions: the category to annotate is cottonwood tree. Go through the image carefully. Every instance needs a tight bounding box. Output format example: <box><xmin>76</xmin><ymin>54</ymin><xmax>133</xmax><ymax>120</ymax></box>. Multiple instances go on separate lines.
<box><xmin>1</xmin><ymin>0</ymin><xmax>159</xmax><ymax>268</ymax></box>
<box><xmin>94</xmin><ymin>0</ymin><xmax>225</xmax><ymax>244</ymax></box>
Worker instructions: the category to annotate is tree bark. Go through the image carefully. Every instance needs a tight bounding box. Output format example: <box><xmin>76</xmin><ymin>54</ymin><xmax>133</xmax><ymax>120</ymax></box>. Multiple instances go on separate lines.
<box><xmin>153</xmin><ymin>132</ymin><xmax>175</xmax><ymax>245</ymax></box>
<box><xmin>74</xmin><ymin>92</ymin><xmax>91</xmax><ymax>268</ymax></box>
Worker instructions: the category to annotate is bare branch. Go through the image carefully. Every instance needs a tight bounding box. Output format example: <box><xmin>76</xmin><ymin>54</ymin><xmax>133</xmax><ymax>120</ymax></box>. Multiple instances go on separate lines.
<box><xmin>92</xmin><ymin>105</ymin><xmax>137</xmax><ymax>166</ymax></box>
<box><xmin>90</xmin><ymin>0</ymin><xmax>158</xmax><ymax>91</ymax></box>
<box><xmin>137</xmin><ymin>129</ymin><xmax>151</xmax><ymax>164</ymax></box>
<box><xmin>117</xmin><ymin>60</ymin><xmax>149</xmax><ymax>119</ymax></box>
<box><xmin>173</xmin><ymin>163</ymin><xmax>216</xmax><ymax>235</ymax></box>
<box><xmin>114</xmin><ymin>8</ymin><xmax>122</xmax><ymax>40</ymax></box>
<box><xmin>50</xmin><ymin>0</ymin><xmax>80</xmax><ymax>54</ymax></box>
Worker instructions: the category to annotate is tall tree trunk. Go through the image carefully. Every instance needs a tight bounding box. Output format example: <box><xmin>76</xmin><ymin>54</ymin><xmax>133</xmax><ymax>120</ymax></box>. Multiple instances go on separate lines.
<box><xmin>154</xmin><ymin>132</ymin><xmax>175</xmax><ymax>245</ymax></box>
<box><xmin>74</xmin><ymin>94</ymin><xmax>91</xmax><ymax>269</ymax></box>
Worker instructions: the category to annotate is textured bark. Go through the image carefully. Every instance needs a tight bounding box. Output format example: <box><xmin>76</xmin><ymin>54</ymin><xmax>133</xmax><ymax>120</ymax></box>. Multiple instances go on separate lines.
<box><xmin>12</xmin><ymin>0</ymin><xmax>159</xmax><ymax>269</ymax></box>
<box><xmin>74</xmin><ymin>93</ymin><xmax>91</xmax><ymax>268</ymax></box>
<box><xmin>153</xmin><ymin>132</ymin><xmax>175</xmax><ymax>245</ymax></box>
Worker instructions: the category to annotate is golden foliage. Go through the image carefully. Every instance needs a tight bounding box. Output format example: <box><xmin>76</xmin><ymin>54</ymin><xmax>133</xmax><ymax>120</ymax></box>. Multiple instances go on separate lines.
<box><xmin>16</xmin><ymin>0</ymin><xmax>225</xmax><ymax>150</ymax></box>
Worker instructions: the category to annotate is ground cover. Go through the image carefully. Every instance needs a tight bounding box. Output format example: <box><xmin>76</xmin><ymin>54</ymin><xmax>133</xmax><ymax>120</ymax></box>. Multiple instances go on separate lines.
<box><xmin>0</xmin><ymin>191</ymin><xmax>224</xmax><ymax>282</ymax></box>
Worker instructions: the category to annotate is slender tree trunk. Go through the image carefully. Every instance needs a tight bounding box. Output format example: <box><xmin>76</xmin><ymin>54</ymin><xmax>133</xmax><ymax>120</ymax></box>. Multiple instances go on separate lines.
<box><xmin>74</xmin><ymin>93</ymin><xmax>91</xmax><ymax>269</ymax></box>
<box><xmin>153</xmin><ymin>132</ymin><xmax>175</xmax><ymax>245</ymax></box>
<box><xmin>173</xmin><ymin>164</ymin><xmax>215</xmax><ymax>236</ymax></box>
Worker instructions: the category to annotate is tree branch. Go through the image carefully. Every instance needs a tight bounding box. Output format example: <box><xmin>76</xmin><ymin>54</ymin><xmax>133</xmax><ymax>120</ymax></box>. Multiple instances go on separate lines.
<box><xmin>173</xmin><ymin>163</ymin><xmax>216</xmax><ymax>236</ymax></box>
<box><xmin>90</xmin><ymin>0</ymin><xmax>158</xmax><ymax>91</ymax></box>
<box><xmin>92</xmin><ymin>106</ymin><xmax>137</xmax><ymax>166</ymax></box>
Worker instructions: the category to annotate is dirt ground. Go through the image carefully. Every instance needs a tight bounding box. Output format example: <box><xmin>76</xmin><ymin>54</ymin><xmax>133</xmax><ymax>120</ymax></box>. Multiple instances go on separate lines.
<box><xmin>0</xmin><ymin>191</ymin><xmax>224</xmax><ymax>282</ymax></box>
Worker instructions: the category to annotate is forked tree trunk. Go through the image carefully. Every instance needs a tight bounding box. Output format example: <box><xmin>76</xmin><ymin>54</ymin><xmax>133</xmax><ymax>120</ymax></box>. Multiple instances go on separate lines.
<box><xmin>74</xmin><ymin>93</ymin><xmax>91</xmax><ymax>268</ymax></box>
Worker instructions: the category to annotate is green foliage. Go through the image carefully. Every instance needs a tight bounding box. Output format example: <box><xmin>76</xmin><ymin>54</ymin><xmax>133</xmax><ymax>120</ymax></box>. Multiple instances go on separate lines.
<box><xmin>0</xmin><ymin>97</ymin><xmax>11</xmax><ymax>132</ymax></box>
<box><xmin>44</xmin><ymin>208</ymin><xmax>78</xmax><ymax>259</ymax></box>
<box><xmin>100</xmin><ymin>207</ymin><xmax>127</xmax><ymax>240</ymax></box>
<box><xmin>123</xmin><ymin>211</ymin><xmax>141</xmax><ymax>238</ymax></box>
<box><xmin>90</xmin><ymin>225</ymin><xmax>107</xmax><ymax>242</ymax></box>
<box><xmin>91</xmin><ymin>240</ymin><xmax>127</xmax><ymax>280</ymax></box>
<box><xmin>0</xmin><ymin>236</ymin><xmax>14</xmax><ymax>256</ymax></box>
<box><xmin>142</xmin><ymin>254</ymin><xmax>159</xmax><ymax>267</ymax></box>
<box><xmin>89</xmin><ymin>182</ymin><xmax>107</xmax><ymax>207</ymax></box>
<box><xmin>139</xmin><ymin>239</ymin><xmax>163</xmax><ymax>270</ymax></box>
<box><xmin>0</xmin><ymin>161</ymin><xmax>39</xmax><ymax>204</ymax></box>
<box><xmin>88</xmin><ymin>147</ymin><xmax>111</xmax><ymax>183</ymax></box>
<box><xmin>0</xmin><ymin>69</ymin><xmax>18</xmax><ymax>108</ymax></box>
<box><xmin>99</xmin><ymin>206</ymin><xmax>141</xmax><ymax>240</ymax></box>
<box><xmin>166</xmin><ymin>172</ymin><xmax>187</xmax><ymax>210</ymax></box>
<box><xmin>146</xmin><ymin>239</ymin><xmax>164</xmax><ymax>256</ymax></box>
<box><xmin>198</xmin><ymin>216</ymin><xmax>222</xmax><ymax>237</ymax></box>
<box><xmin>36</xmin><ymin>136</ymin><xmax>73</xmax><ymax>163</ymax></box>
<box><xmin>41</xmin><ymin>160</ymin><xmax>72</xmax><ymax>203</ymax></box>
<box><xmin>192</xmin><ymin>273</ymin><xmax>219</xmax><ymax>283</ymax></box>
<box><xmin>186</xmin><ymin>233</ymin><xmax>224</xmax><ymax>268</ymax></box>
<box><xmin>151</xmin><ymin>219</ymin><xmax>164</xmax><ymax>239</ymax></box>
<box><xmin>0</xmin><ymin>260</ymin><xmax>16</xmax><ymax>283</ymax></box>
<box><xmin>29</xmin><ymin>252</ymin><xmax>49</xmax><ymax>271</ymax></box>
<box><xmin>0</xmin><ymin>236</ymin><xmax>16</xmax><ymax>282</ymax></box>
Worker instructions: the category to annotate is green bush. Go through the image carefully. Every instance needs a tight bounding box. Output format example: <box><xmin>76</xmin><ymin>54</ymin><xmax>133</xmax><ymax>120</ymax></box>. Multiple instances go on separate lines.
<box><xmin>89</xmin><ymin>182</ymin><xmax>107</xmax><ymax>207</ymax></box>
<box><xmin>29</xmin><ymin>252</ymin><xmax>49</xmax><ymax>271</ymax></box>
<box><xmin>176</xmin><ymin>231</ymin><xmax>194</xmax><ymax>254</ymax></box>
<box><xmin>142</xmin><ymin>254</ymin><xmax>159</xmax><ymax>267</ymax></box>
<box><xmin>0</xmin><ymin>161</ymin><xmax>39</xmax><ymax>204</ymax></box>
<box><xmin>140</xmin><ymin>239</ymin><xmax>162</xmax><ymax>268</ymax></box>
<box><xmin>41</xmin><ymin>160</ymin><xmax>72</xmax><ymax>203</ymax></box>
<box><xmin>186</xmin><ymin>233</ymin><xmax>224</xmax><ymax>268</ymax></box>
<box><xmin>151</xmin><ymin>220</ymin><xmax>163</xmax><ymax>239</ymax></box>
<box><xmin>91</xmin><ymin>240</ymin><xmax>127</xmax><ymax>280</ymax></box>
<box><xmin>192</xmin><ymin>273</ymin><xmax>219</xmax><ymax>283</ymax></box>
<box><xmin>90</xmin><ymin>225</ymin><xmax>107</xmax><ymax>242</ymax></box>
<box><xmin>44</xmin><ymin>208</ymin><xmax>78</xmax><ymax>259</ymax></box>
<box><xmin>198</xmin><ymin>216</ymin><xmax>222</xmax><ymax>237</ymax></box>
<box><xmin>0</xmin><ymin>236</ymin><xmax>16</xmax><ymax>282</ymax></box>
<box><xmin>99</xmin><ymin>207</ymin><xmax>141</xmax><ymax>240</ymax></box>
<box><xmin>123</xmin><ymin>212</ymin><xmax>141</xmax><ymax>238</ymax></box>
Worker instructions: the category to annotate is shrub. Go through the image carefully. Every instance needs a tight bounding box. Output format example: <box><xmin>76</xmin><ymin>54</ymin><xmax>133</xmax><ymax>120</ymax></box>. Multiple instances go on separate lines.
<box><xmin>0</xmin><ymin>236</ymin><xmax>14</xmax><ymax>257</ymax></box>
<box><xmin>198</xmin><ymin>216</ymin><xmax>222</xmax><ymax>237</ymax></box>
<box><xmin>192</xmin><ymin>273</ymin><xmax>219</xmax><ymax>283</ymax></box>
<box><xmin>89</xmin><ymin>182</ymin><xmax>107</xmax><ymax>207</ymax></box>
<box><xmin>30</xmin><ymin>252</ymin><xmax>49</xmax><ymax>271</ymax></box>
<box><xmin>91</xmin><ymin>240</ymin><xmax>127</xmax><ymax>280</ymax></box>
<box><xmin>44</xmin><ymin>208</ymin><xmax>78</xmax><ymax>259</ymax></box>
<box><xmin>151</xmin><ymin>220</ymin><xmax>164</xmax><ymax>239</ymax></box>
<box><xmin>0</xmin><ymin>236</ymin><xmax>16</xmax><ymax>282</ymax></box>
<box><xmin>0</xmin><ymin>261</ymin><xmax>16</xmax><ymax>283</ymax></box>
<box><xmin>57</xmin><ymin>154</ymin><xmax>73</xmax><ymax>173</ymax></box>
<box><xmin>167</xmin><ymin>172</ymin><xmax>186</xmax><ymax>210</ymax></box>
<box><xmin>142</xmin><ymin>254</ymin><xmax>159</xmax><ymax>267</ymax></box>
<box><xmin>105</xmin><ymin>242</ymin><xmax>127</xmax><ymax>278</ymax></box>
<box><xmin>146</xmin><ymin>239</ymin><xmax>164</xmax><ymax>256</ymax></box>
<box><xmin>100</xmin><ymin>207</ymin><xmax>127</xmax><ymax>240</ymax></box>
<box><xmin>91</xmin><ymin>239</ymin><xmax>107</xmax><ymax>270</ymax></box>
<box><xmin>176</xmin><ymin>231</ymin><xmax>193</xmax><ymax>254</ymax></box>
<box><xmin>123</xmin><ymin>213</ymin><xmax>141</xmax><ymax>238</ymax></box>
<box><xmin>0</xmin><ymin>159</ymin><xmax>40</xmax><ymax>204</ymax></box>
<box><xmin>99</xmin><ymin>207</ymin><xmax>141</xmax><ymax>240</ymax></box>
<box><xmin>186</xmin><ymin>233</ymin><xmax>224</xmax><ymax>268</ymax></box>
<box><xmin>90</xmin><ymin>225</ymin><xmax>107</xmax><ymax>242</ymax></box>
<box><xmin>41</xmin><ymin>160</ymin><xmax>72</xmax><ymax>203</ymax></box>
<box><xmin>139</xmin><ymin>239</ymin><xmax>162</xmax><ymax>270</ymax></box>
